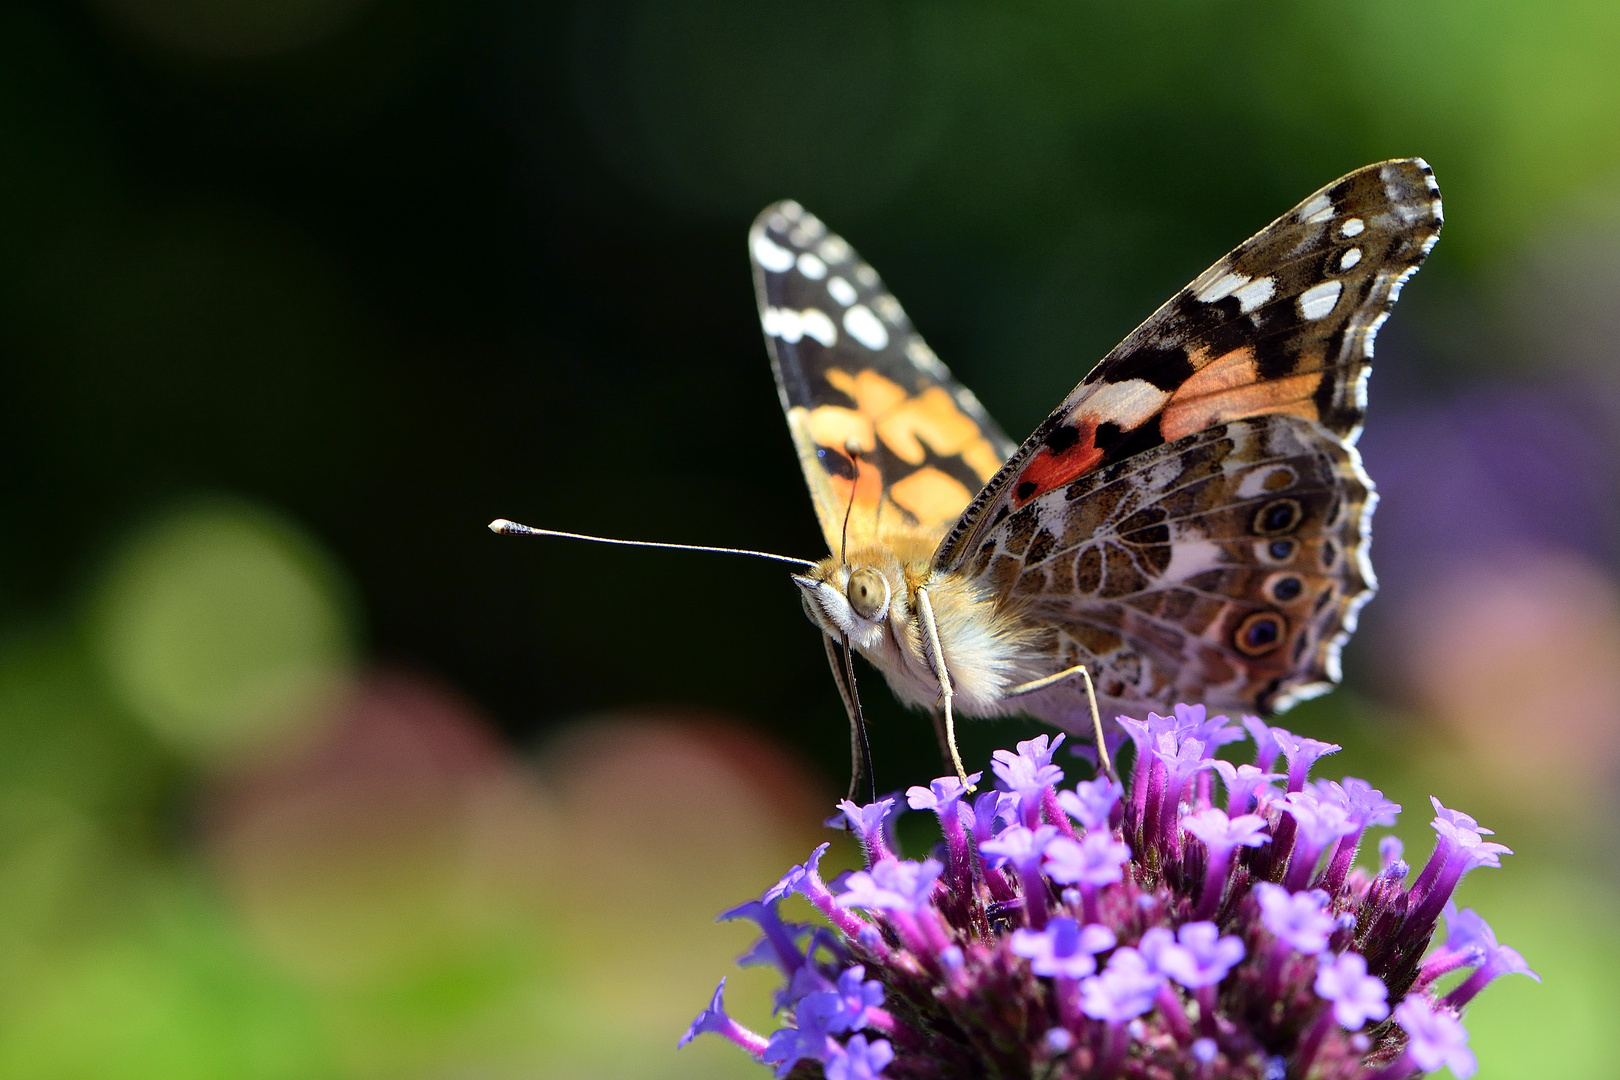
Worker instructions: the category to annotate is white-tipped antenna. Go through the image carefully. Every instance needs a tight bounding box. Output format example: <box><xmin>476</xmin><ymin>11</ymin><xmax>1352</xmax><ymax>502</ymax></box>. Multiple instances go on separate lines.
<box><xmin>489</xmin><ymin>519</ymin><xmax>817</xmax><ymax>568</ymax></box>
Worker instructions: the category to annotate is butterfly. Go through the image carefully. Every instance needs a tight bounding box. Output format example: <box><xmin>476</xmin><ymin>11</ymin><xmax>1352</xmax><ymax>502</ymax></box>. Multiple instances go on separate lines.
<box><xmin>750</xmin><ymin>159</ymin><xmax>1441</xmax><ymax>791</ymax></box>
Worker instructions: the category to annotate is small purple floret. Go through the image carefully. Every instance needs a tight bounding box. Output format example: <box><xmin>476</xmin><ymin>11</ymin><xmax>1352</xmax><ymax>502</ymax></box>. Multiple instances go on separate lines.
<box><xmin>1315</xmin><ymin>952</ymin><xmax>1389</xmax><ymax>1030</ymax></box>
<box><xmin>907</xmin><ymin>774</ymin><xmax>978</xmax><ymax>815</ymax></box>
<box><xmin>1044</xmin><ymin>830</ymin><xmax>1130</xmax><ymax>887</ymax></box>
<box><xmin>838</xmin><ymin>798</ymin><xmax>898</xmax><ymax>863</ymax></box>
<box><xmin>1182</xmin><ymin>807</ymin><xmax>1269</xmax><ymax>852</ymax></box>
<box><xmin>1279</xmin><ymin>789</ymin><xmax>1358</xmax><ymax>890</ymax></box>
<box><xmin>1256</xmin><ymin>883</ymin><xmax>1335</xmax><ymax>955</ymax></box>
<box><xmin>1153</xmin><ymin>733</ymin><xmax>1215</xmax><ymax>796</ymax></box>
<box><xmin>837</xmin><ymin>859</ymin><xmax>943</xmax><ymax>915</ymax></box>
<box><xmin>1057</xmin><ymin>777</ymin><xmax>1123</xmax><ymax>832</ymax></box>
<box><xmin>680</xmin><ymin>977</ymin><xmax>769</xmax><ymax>1055</ymax></box>
<box><xmin>1080</xmin><ymin>947</ymin><xmax>1164</xmax><ymax>1023</ymax></box>
<box><xmin>825</xmin><ymin>965</ymin><xmax>885</xmax><ymax>1031</ymax></box>
<box><xmin>980</xmin><ymin>824</ymin><xmax>1059</xmax><ymax>873</ymax></box>
<box><xmin>1282</xmin><ymin>790</ymin><xmax>1356</xmax><ymax>848</ymax></box>
<box><xmin>1212</xmin><ymin>760</ymin><xmax>1283</xmax><ymax>816</ymax></box>
<box><xmin>967</xmin><ymin>789</ymin><xmax>1015</xmax><ymax>845</ymax></box>
<box><xmin>824</xmin><ymin>1033</ymin><xmax>894</xmax><ymax>1080</ymax></box>
<box><xmin>1394</xmin><ymin>997</ymin><xmax>1477</xmax><ymax>1078</ymax></box>
<box><xmin>1155</xmin><ymin>921</ymin><xmax>1246</xmax><ymax>988</ymax></box>
<box><xmin>993</xmin><ymin>735</ymin><xmax>1066</xmax><ymax>827</ymax></box>
<box><xmin>1011</xmin><ymin>916</ymin><xmax>1116</xmax><ymax>979</ymax></box>
<box><xmin>1437</xmin><ymin>907</ymin><xmax>1540</xmax><ymax>1007</ymax></box>
<box><xmin>1317</xmin><ymin>778</ymin><xmax>1401</xmax><ymax>829</ymax></box>
<box><xmin>1270</xmin><ymin>728</ymin><xmax>1341</xmax><ymax>792</ymax></box>
<box><xmin>1174</xmin><ymin>702</ymin><xmax>1245</xmax><ymax>750</ymax></box>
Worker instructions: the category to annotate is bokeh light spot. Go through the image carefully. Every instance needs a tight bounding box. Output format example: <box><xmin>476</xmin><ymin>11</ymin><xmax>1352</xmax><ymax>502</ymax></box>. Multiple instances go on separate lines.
<box><xmin>89</xmin><ymin>502</ymin><xmax>355</xmax><ymax>762</ymax></box>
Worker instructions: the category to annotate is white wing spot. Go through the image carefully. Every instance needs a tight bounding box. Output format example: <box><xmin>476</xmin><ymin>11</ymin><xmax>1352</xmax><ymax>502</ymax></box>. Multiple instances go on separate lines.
<box><xmin>1232</xmin><ymin>276</ymin><xmax>1276</xmax><ymax>313</ymax></box>
<box><xmin>1339</xmin><ymin>248</ymin><xmax>1362</xmax><ymax>271</ymax></box>
<box><xmin>1299</xmin><ymin>193</ymin><xmax>1333</xmax><ymax>224</ymax></box>
<box><xmin>1340</xmin><ymin>218</ymin><xmax>1365</xmax><ymax>238</ymax></box>
<box><xmin>762</xmin><ymin>306</ymin><xmax>800</xmax><ymax>341</ymax></box>
<box><xmin>817</xmin><ymin>236</ymin><xmax>851</xmax><ymax>264</ymax></box>
<box><xmin>1298</xmin><ymin>280</ymin><xmax>1343</xmax><ymax>320</ymax></box>
<box><xmin>1195</xmin><ymin>271</ymin><xmax>1274</xmax><ymax>313</ymax></box>
<box><xmin>762</xmin><ymin>306</ymin><xmax>837</xmax><ymax>346</ymax></box>
<box><xmin>874</xmin><ymin>294</ymin><xmax>904</xmax><ymax>324</ymax></box>
<box><xmin>800</xmin><ymin>308</ymin><xmax>837</xmax><ymax>346</ymax></box>
<box><xmin>827</xmin><ymin>276</ymin><xmax>858</xmax><ymax>306</ymax></box>
<box><xmin>1195</xmin><ymin>271</ymin><xmax>1249</xmax><ymax>303</ymax></box>
<box><xmin>843</xmin><ymin>305</ymin><xmax>889</xmax><ymax>350</ymax></box>
<box><xmin>796</xmin><ymin>252</ymin><xmax>827</xmax><ymax>279</ymax></box>
<box><xmin>854</xmin><ymin>264</ymin><xmax>878</xmax><ymax>287</ymax></box>
<box><xmin>1072</xmin><ymin>379</ymin><xmax>1171</xmax><ymax>430</ymax></box>
<box><xmin>752</xmin><ymin>232</ymin><xmax>795</xmax><ymax>272</ymax></box>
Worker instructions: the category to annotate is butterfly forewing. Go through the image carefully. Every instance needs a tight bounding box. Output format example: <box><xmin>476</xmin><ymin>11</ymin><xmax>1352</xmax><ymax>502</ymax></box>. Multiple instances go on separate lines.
<box><xmin>750</xmin><ymin>202</ymin><xmax>1018</xmax><ymax>554</ymax></box>
<box><xmin>934</xmin><ymin>158</ymin><xmax>1440</xmax><ymax>569</ymax></box>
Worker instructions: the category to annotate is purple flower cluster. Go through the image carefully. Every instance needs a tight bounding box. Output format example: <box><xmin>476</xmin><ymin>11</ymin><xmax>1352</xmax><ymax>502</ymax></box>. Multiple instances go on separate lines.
<box><xmin>681</xmin><ymin>705</ymin><xmax>1536</xmax><ymax>1078</ymax></box>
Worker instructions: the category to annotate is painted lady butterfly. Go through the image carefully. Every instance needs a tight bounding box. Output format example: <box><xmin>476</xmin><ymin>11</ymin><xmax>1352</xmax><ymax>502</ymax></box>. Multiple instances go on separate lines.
<box><xmin>751</xmin><ymin>159</ymin><xmax>1441</xmax><ymax>789</ymax></box>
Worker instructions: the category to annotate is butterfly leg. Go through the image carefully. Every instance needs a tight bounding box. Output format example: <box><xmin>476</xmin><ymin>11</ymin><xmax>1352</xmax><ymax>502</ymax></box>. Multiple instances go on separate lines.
<box><xmin>1006</xmin><ymin>664</ymin><xmax>1116</xmax><ymax>781</ymax></box>
<box><xmin>927</xmin><ymin>709</ymin><xmax>954</xmax><ymax>777</ymax></box>
<box><xmin>915</xmin><ymin>587</ymin><xmax>974</xmax><ymax>791</ymax></box>
<box><xmin>822</xmin><ymin>632</ymin><xmax>875</xmax><ymax>802</ymax></box>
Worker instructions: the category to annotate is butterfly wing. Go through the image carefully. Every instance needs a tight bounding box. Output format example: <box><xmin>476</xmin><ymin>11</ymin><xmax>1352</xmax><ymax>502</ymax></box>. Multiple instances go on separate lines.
<box><xmin>936</xmin><ymin>159</ymin><xmax>1442</xmax><ymax>717</ymax></box>
<box><xmin>751</xmin><ymin>202</ymin><xmax>1018</xmax><ymax>555</ymax></box>
<box><xmin>962</xmin><ymin>414</ymin><xmax>1373</xmax><ymax>718</ymax></box>
<box><xmin>935</xmin><ymin>158</ymin><xmax>1440</xmax><ymax>568</ymax></box>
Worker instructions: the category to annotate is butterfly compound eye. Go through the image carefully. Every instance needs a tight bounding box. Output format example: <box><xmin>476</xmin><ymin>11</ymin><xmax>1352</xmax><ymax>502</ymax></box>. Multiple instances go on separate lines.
<box><xmin>846</xmin><ymin>568</ymin><xmax>890</xmax><ymax>621</ymax></box>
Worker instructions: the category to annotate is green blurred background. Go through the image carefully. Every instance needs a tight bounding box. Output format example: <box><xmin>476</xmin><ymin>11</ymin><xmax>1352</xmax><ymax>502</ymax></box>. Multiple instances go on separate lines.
<box><xmin>2</xmin><ymin>1</ymin><xmax>1618</xmax><ymax>1076</ymax></box>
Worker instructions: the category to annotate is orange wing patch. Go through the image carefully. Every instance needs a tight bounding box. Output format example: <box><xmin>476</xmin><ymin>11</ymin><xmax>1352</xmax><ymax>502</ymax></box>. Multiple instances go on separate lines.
<box><xmin>889</xmin><ymin>467</ymin><xmax>973</xmax><ymax>525</ymax></box>
<box><xmin>1160</xmin><ymin>347</ymin><xmax>1324</xmax><ymax>442</ymax></box>
<box><xmin>825</xmin><ymin>368</ymin><xmax>1002</xmax><ymax>478</ymax></box>
<box><xmin>790</xmin><ymin>366</ymin><xmax>1006</xmax><ymax>550</ymax></box>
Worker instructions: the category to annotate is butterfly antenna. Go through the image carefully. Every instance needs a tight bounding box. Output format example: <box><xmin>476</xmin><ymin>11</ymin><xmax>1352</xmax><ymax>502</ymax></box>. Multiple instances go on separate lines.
<box><xmin>838</xmin><ymin>446</ymin><xmax>861</xmax><ymax>565</ymax></box>
<box><xmin>489</xmin><ymin>519</ymin><xmax>815</xmax><ymax>568</ymax></box>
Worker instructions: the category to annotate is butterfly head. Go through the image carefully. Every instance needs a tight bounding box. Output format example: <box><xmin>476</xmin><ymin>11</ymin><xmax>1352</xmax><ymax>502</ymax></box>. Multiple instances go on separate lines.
<box><xmin>793</xmin><ymin>557</ymin><xmax>898</xmax><ymax>652</ymax></box>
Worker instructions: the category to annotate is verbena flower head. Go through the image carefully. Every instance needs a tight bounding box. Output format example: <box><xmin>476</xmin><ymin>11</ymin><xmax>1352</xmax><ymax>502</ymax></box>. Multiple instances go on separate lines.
<box><xmin>682</xmin><ymin>707</ymin><xmax>1530</xmax><ymax>1078</ymax></box>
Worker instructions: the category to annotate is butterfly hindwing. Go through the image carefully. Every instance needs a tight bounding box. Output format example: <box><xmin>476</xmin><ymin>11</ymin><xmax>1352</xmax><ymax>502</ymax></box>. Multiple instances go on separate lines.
<box><xmin>935</xmin><ymin>158</ymin><xmax>1440</xmax><ymax>570</ymax></box>
<box><xmin>962</xmin><ymin>414</ymin><xmax>1373</xmax><ymax>718</ymax></box>
<box><xmin>750</xmin><ymin>202</ymin><xmax>1017</xmax><ymax>554</ymax></box>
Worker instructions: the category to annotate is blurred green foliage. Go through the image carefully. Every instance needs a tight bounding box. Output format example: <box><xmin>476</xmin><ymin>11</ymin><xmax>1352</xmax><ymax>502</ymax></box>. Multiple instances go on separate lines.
<box><xmin>1</xmin><ymin>0</ymin><xmax>1618</xmax><ymax>1076</ymax></box>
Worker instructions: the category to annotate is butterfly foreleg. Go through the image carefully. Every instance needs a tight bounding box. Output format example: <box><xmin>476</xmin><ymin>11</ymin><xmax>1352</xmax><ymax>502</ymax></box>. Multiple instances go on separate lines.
<box><xmin>1005</xmin><ymin>664</ymin><xmax>1115</xmax><ymax>781</ymax></box>
<box><xmin>914</xmin><ymin>586</ymin><xmax>975</xmax><ymax>791</ymax></box>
